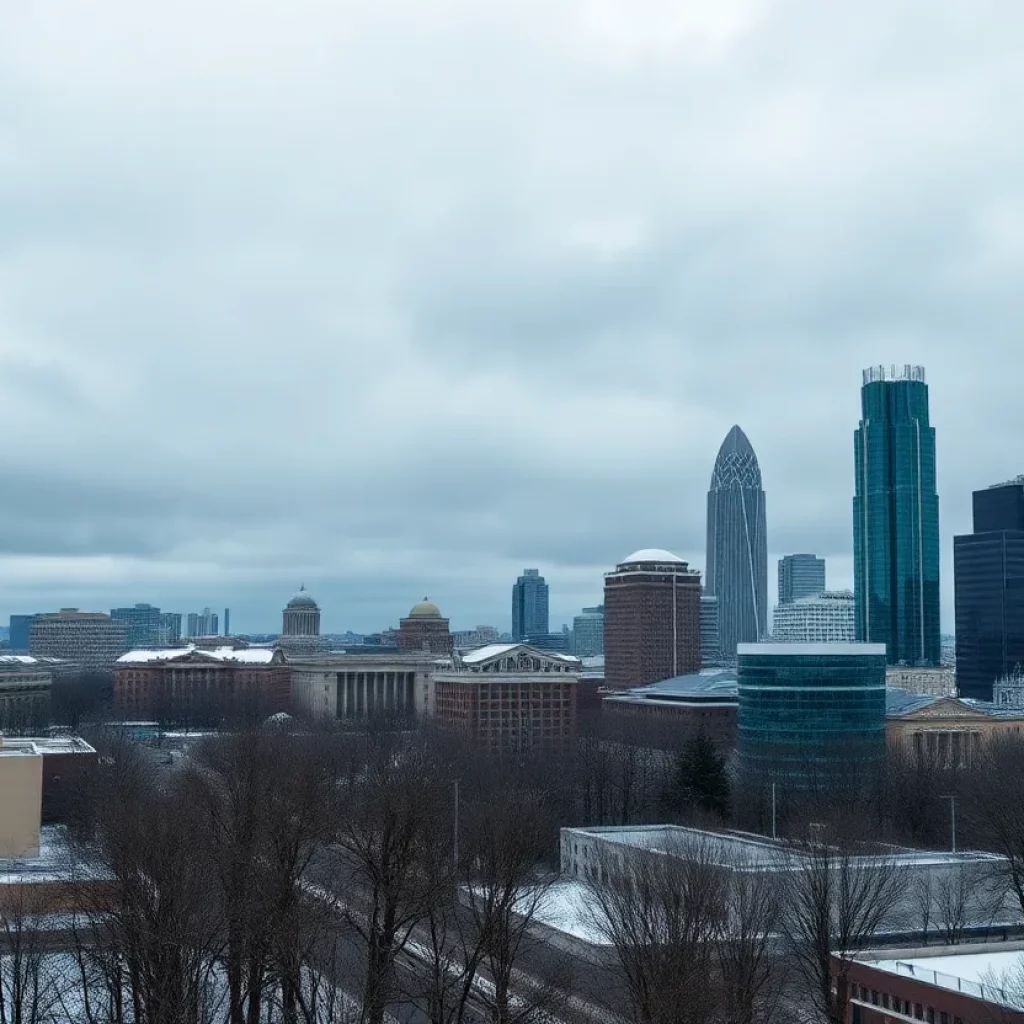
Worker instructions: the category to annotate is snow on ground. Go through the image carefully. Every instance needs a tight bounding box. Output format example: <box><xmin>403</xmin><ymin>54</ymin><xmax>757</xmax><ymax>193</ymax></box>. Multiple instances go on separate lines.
<box><xmin>529</xmin><ymin>882</ymin><xmax>611</xmax><ymax>946</ymax></box>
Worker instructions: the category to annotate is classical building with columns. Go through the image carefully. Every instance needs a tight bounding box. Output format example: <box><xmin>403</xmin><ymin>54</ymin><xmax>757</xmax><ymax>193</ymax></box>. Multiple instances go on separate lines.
<box><xmin>397</xmin><ymin>599</ymin><xmax>453</xmax><ymax>655</ymax></box>
<box><xmin>289</xmin><ymin>651</ymin><xmax>439</xmax><ymax>721</ymax></box>
<box><xmin>282</xmin><ymin>586</ymin><xmax>321</xmax><ymax>637</ymax></box>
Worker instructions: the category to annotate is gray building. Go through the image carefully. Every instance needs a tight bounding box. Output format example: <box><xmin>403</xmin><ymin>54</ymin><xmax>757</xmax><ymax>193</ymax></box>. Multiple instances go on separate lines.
<box><xmin>771</xmin><ymin>590</ymin><xmax>855</xmax><ymax>643</ymax></box>
<box><xmin>572</xmin><ymin>606</ymin><xmax>604</xmax><ymax>658</ymax></box>
<box><xmin>8</xmin><ymin>615</ymin><xmax>38</xmax><ymax>654</ymax></box>
<box><xmin>158</xmin><ymin>612</ymin><xmax>183</xmax><ymax>644</ymax></box>
<box><xmin>110</xmin><ymin>603</ymin><xmax>163</xmax><ymax>649</ymax></box>
<box><xmin>777</xmin><ymin>554</ymin><xmax>826</xmax><ymax>604</ymax></box>
<box><xmin>29</xmin><ymin>609</ymin><xmax>128</xmax><ymax>670</ymax></box>
<box><xmin>186</xmin><ymin>608</ymin><xmax>219</xmax><ymax>638</ymax></box>
<box><xmin>706</xmin><ymin>426</ymin><xmax>768</xmax><ymax>659</ymax></box>
<box><xmin>700</xmin><ymin>593</ymin><xmax>720</xmax><ymax>667</ymax></box>
<box><xmin>512</xmin><ymin>568</ymin><xmax>549</xmax><ymax>642</ymax></box>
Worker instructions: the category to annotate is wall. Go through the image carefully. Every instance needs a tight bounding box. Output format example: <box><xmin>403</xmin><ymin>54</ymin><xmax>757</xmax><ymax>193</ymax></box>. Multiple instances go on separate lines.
<box><xmin>0</xmin><ymin>748</ymin><xmax>43</xmax><ymax>858</ymax></box>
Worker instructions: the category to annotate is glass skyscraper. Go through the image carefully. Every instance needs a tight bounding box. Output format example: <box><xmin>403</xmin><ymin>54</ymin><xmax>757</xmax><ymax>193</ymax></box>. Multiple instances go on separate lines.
<box><xmin>706</xmin><ymin>425</ymin><xmax>767</xmax><ymax>659</ymax></box>
<box><xmin>853</xmin><ymin>365</ymin><xmax>940</xmax><ymax>666</ymax></box>
<box><xmin>954</xmin><ymin>477</ymin><xmax>1024</xmax><ymax>700</ymax></box>
<box><xmin>512</xmin><ymin>568</ymin><xmax>549</xmax><ymax>642</ymax></box>
<box><xmin>777</xmin><ymin>554</ymin><xmax>826</xmax><ymax>604</ymax></box>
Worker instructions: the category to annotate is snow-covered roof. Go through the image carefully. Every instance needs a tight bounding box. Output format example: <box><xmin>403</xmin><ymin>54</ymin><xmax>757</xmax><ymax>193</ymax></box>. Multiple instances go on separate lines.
<box><xmin>863</xmin><ymin>949</ymin><xmax>1024</xmax><ymax>1008</ymax></box>
<box><xmin>117</xmin><ymin>645</ymin><xmax>279</xmax><ymax>666</ymax></box>
<box><xmin>621</xmin><ymin>548</ymin><xmax>685</xmax><ymax>564</ymax></box>
<box><xmin>461</xmin><ymin>643</ymin><xmax>578</xmax><ymax>665</ymax></box>
<box><xmin>0</xmin><ymin>655</ymin><xmax>67</xmax><ymax>668</ymax></box>
<box><xmin>737</xmin><ymin>642</ymin><xmax>887</xmax><ymax>657</ymax></box>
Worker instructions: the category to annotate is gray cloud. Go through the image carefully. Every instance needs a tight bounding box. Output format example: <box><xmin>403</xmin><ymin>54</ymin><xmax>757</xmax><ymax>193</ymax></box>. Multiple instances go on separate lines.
<box><xmin>2</xmin><ymin>0</ymin><xmax>1024</xmax><ymax>631</ymax></box>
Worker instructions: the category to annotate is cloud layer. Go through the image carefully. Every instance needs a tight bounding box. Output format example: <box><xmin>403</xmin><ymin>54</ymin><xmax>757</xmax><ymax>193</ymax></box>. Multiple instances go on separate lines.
<box><xmin>2</xmin><ymin>0</ymin><xmax>1023</xmax><ymax>631</ymax></box>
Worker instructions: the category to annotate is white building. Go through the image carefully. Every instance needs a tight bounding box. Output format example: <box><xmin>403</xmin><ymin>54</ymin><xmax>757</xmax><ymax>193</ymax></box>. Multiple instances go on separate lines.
<box><xmin>887</xmin><ymin>665</ymin><xmax>957</xmax><ymax>697</ymax></box>
<box><xmin>771</xmin><ymin>590</ymin><xmax>854</xmax><ymax>643</ymax></box>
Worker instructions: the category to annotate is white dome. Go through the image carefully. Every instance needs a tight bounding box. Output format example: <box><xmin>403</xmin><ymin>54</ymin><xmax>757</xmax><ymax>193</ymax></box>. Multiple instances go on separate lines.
<box><xmin>622</xmin><ymin>548</ymin><xmax>685</xmax><ymax>564</ymax></box>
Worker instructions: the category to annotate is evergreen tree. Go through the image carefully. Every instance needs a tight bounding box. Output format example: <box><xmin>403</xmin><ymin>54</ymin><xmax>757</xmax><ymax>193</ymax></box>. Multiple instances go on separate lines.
<box><xmin>671</xmin><ymin>729</ymin><xmax>729</xmax><ymax>819</ymax></box>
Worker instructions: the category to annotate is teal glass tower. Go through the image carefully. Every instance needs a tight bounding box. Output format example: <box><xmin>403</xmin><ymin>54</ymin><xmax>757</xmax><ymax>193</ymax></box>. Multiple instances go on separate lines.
<box><xmin>853</xmin><ymin>365</ymin><xmax>941</xmax><ymax>666</ymax></box>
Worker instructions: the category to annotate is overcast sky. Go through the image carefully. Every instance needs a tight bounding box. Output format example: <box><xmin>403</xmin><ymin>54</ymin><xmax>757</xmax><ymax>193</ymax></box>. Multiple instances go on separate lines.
<box><xmin>2</xmin><ymin>0</ymin><xmax>1023</xmax><ymax>634</ymax></box>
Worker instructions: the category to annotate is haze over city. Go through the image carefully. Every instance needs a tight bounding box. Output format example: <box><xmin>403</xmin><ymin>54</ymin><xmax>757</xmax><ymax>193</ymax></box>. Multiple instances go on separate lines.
<box><xmin>3</xmin><ymin>1</ymin><xmax>1023</xmax><ymax>631</ymax></box>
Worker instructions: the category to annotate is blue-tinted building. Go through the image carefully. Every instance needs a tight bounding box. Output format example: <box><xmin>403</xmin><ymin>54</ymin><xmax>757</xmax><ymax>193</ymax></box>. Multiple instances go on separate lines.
<box><xmin>853</xmin><ymin>365</ymin><xmax>941</xmax><ymax>666</ymax></box>
<box><xmin>512</xmin><ymin>569</ymin><xmax>549</xmax><ymax>642</ymax></box>
<box><xmin>737</xmin><ymin>642</ymin><xmax>887</xmax><ymax>789</ymax></box>
<box><xmin>572</xmin><ymin>606</ymin><xmax>604</xmax><ymax>658</ymax></box>
<box><xmin>706</xmin><ymin>426</ymin><xmax>768</xmax><ymax>659</ymax></box>
<box><xmin>954</xmin><ymin>477</ymin><xmax>1024</xmax><ymax>701</ymax></box>
<box><xmin>9</xmin><ymin>614</ymin><xmax>38</xmax><ymax>653</ymax></box>
<box><xmin>110</xmin><ymin>603</ymin><xmax>162</xmax><ymax>649</ymax></box>
<box><xmin>777</xmin><ymin>554</ymin><xmax>826</xmax><ymax>604</ymax></box>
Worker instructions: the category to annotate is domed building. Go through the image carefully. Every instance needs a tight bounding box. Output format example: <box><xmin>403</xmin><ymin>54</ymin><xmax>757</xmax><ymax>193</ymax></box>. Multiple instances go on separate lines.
<box><xmin>282</xmin><ymin>586</ymin><xmax>321</xmax><ymax>638</ymax></box>
<box><xmin>397</xmin><ymin>598</ymin><xmax>453</xmax><ymax>655</ymax></box>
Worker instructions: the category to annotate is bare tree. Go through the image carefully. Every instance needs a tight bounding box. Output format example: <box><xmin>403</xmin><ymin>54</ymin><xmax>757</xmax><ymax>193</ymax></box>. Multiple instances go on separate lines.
<box><xmin>586</xmin><ymin>834</ymin><xmax>728</xmax><ymax>1024</ymax></box>
<box><xmin>780</xmin><ymin>835</ymin><xmax>907</xmax><ymax>1024</ymax></box>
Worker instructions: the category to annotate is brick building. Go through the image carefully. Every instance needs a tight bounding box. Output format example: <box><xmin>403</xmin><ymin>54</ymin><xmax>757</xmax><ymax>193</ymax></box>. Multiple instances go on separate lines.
<box><xmin>114</xmin><ymin>644</ymin><xmax>290</xmax><ymax>717</ymax></box>
<box><xmin>604</xmin><ymin>550</ymin><xmax>701</xmax><ymax>689</ymax></box>
<box><xmin>433</xmin><ymin>643</ymin><xmax>579</xmax><ymax>755</ymax></box>
<box><xmin>397</xmin><ymin>599</ymin><xmax>454</xmax><ymax>655</ymax></box>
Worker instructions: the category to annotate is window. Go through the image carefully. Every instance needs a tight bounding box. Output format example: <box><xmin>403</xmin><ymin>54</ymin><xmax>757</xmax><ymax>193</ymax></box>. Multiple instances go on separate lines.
<box><xmin>926</xmin><ymin>1010</ymin><xmax>935</xmax><ymax>1024</ymax></box>
<box><xmin>915</xmin><ymin>1005</ymin><xmax>923</xmax><ymax>1020</ymax></box>
<box><xmin>871</xmin><ymin>991</ymin><xmax>878</xmax><ymax>1005</ymax></box>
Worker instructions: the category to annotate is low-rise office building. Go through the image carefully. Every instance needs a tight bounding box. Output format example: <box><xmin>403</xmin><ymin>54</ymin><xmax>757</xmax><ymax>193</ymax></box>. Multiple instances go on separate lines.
<box><xmin>0</xmin><ymin>655</ymin><xmax>54</xmax><ymax>731</ymax></box>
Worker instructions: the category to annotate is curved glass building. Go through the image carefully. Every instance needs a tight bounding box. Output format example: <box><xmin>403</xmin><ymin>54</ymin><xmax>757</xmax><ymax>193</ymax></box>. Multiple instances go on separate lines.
<box><xmin>737</xmin><ymin>643</ymin><xmax>887</xmax><ymax>789</ymax></box>
<box><xmin>706</xmin><ymin>426</ymin><xmax>767</xmax><ymax>659</ymax></box>
<box><xmin>853</xmin><ymin>365</ymin><xmax>941</xmax><ymax>666</ymax></box>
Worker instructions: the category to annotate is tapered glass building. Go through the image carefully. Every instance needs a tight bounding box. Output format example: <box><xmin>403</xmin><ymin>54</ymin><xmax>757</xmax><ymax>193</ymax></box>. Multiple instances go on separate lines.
<box><xmin>706</xmin><ymin>426</ymin><xmax>767</xmax><ymax>659</ymax></box>
<box><xmin>853</xmin><ymin>365</ymin><xmax>940</xmax><ymax>666</ymax></box>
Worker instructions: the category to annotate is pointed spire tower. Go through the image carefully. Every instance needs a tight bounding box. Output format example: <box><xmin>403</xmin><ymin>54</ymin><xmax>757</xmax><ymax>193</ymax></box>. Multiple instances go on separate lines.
<box><xmin>706</xmin><ymin>425</ymin><xmax>767</xmax><ymax>658</ymax></box>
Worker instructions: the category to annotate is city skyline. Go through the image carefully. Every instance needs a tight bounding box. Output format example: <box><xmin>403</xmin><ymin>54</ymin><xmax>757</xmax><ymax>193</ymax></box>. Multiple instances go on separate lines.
<box><xmin>2</xmin><ymin>5</ymin><xmax>1023</xmax><ymax>635</ymax></box>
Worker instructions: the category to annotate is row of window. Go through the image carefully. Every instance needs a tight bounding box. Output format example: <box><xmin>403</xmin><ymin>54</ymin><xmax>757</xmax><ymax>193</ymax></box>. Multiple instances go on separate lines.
<box><xmin>851</xmin><ymin>982</ymin><xmax>961</xmax><ymax>1024</ymax></box>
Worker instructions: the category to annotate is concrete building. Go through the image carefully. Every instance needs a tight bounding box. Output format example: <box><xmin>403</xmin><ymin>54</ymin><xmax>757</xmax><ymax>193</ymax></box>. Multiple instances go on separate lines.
<box><xmin>572</xmin><ymin>606</ymin><xmax>604</xmax><ymax>658</ymax></box>
<box><xmin>886</xmin><ymin>665</ymin><xmax>957</xmax><ymax>697</ymax></box>
<box><xmin>110</xmin><ymin>603</ymin><xmax>163</xmax><ymax>649</ymax></box>
<box><xmin>854</xmin><ymin>365</ymin><xmax>941</xmax><ymax>666</ymax></box>
<box><xmin>771</xmin><ymin>590</ymin><xmax>855</xmax><ymax>643</ymax></box>
<box><xmin>844</xmin><ymin>944</ymin><xmax>1024</xmax><ymax>1023</ymax></box>
<box><xmin>290</xmin><ymin>650</ymin><xmax>438</xmax><ymax>720</ymax></box>
<box><xmin>8</xmin><ymin>615</ymin><xmax>37</xmax><ymax>654</ymax></box>
<box><xmin>954</xmin><ymin>476</ymin><xmax>1024</xmax><ymax>701</ymax></box>
<box><xmin>0</xmin><ymin>656</ymin><xmax>53</xmax><ymax>732</ymax></box>
<box><xmin>29</xmin><ymin>609</ymin><xmax>127</xmax><ymax>670</ymax></box>
<box><xmin>777</xmin><ymin>553</ymin><xmax>826</xmax><ymax>604</ymax></box>
<box><xmin>602</xmin><ymin>669</ymin><xmax>738</xmax><ymax>748</ymax></box>
<box><xmin>512</xmin><ymin>569</ymin><xmax>549</xmax><ymax>642</ymax></box>
<box><xmin>114</xmin><ymin>645</ymin><xmax>290</xmax><ymax>717</ymax></box>
<box><xmin>397</xmin><ymin>599</ymin><xmax>453</xmax><ymax>655</ymax></box>
<box><xmin>0</xmin><ymin>737</ymin><xmax>43</xmax><ymax>858</ymax></box>
<box><xmin>706</xmin><ymin>426</ymin><xmax>768</xmax><ymax>657</ymax></box>
<box><xmin>433</xmin><ymin>643</ymin><xmax>579</xmax><ymax>755</ymax></box>
<box><xmin>604</xmin><ymin>549</ymin><xmax>701</xmax><ymax>689</ymax></box>
<box><xmin>451</xmin><ymin>626</ymin><xmax>500</xmax><ymax>651</ymax></box>
<box><xmin>737</xmin><ymin>643</ymin><xmax>887</xmax><ymax>789</ymax></box>
<box><xmin>700</xmin><ymin>593</ymin><xmax>720</xmax><ymax>667</ymax></box>
<box><xmin>186</xmin><ymin>608</ymin><xmax>219</xmax><ymax>638</ymax></box>
<box><xmin>886</xmin><ymin>689</ymin><xmax>1024</xmax><ymax>767</ymax></box>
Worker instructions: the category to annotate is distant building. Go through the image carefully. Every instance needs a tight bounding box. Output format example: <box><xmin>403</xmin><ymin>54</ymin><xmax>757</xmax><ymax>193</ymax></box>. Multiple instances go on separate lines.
<box><xmin>524</xmin><ymin>632</ymin><xmax>571</xmax><ymax>653</ymax></box>
<box><xmin>737</xmin><ymin>642</ymin><xmax>887</xmax><ymax>789</ymax></box>
<box><xmin>854</xmin><ymin>365</ymin><xmax>941</xmax><ymax>666</ymax></box>
<box><xmin>604</xmin><ymin>549</ymin><xmax>701</xmax><ymax>690</ymax></box>
<box><xmin>886</xmin><ymin>665</ymin><xmax>956</xmax><ymax>697</ymax></box>
<box><xmin>451</xmin><ymin>626</ymin><xmax>501</xmax><ymax>650</ymax></box>
<box><xmin>777</xmin><ymin>554</ymin><xmax>825</xmax><ymax>604</ymax></box>
<box><xmin>433</xmin><ymin>643</ymin><xmax>579</xmax><ymax>755</ymax></box>
<box><xmin>224</xmin><ymin>608</ymin><xmax>230</xmax><ymax>636</ymax></box>
<box><xmin>29</xmin><ymin>609</ymin><xmax>127</xmax><ymax>671</ymax></box>
<box><xmin>114</xmin><ymin>645</ymin><xmax>290</xmax><ymax>717</ymax></box>
<box><xmin>397</xmin><ymin>599</ymin><xmax>453</xmax><ymax>655</ymax></box>
<box><xmin>572</xmin><ymin>606</ymin><xmax>604</xmax><ymax>658</ymax></box>
<box><xmin>157</xmin><ymin>612</ymin><xmax>183</xmax><ymax>644</ymax></box>
<box><xmin>290</xmin><ymin>650</ymin><xmax>438</xmax><ymax>720</ymax></box>
<box><xmin>602</xmin><ymin>669</ymin><xmax>738</xmax><ymax>748</ymax></box>
<box><xmin>954</xmin><ymin>476</ymin><xmax>1024</xmax><ymax>701</ymax></box>
<box><xmin>771</xmin><ymin>590</ymin><xmax>855</xmax><ymax>643</ymax></box>
<box><xmin>0</xmin><ymin>656</ymin><xmax>53</xmax><ymax>732</ymax></box>
<box><xmin>700</xmin><ymin>594</ymin><xmax>720</xmax><ymax>667</ymax></box>
<box><xmin>512</xmin><ymin>569</ymin><xmax>549</xmax><ymax>642</ymax></box>
<box><xmin>8</xmin><ymin>615</ymin><xmax>38</xmax><ymax>654</ymax></box>
<box><xmin>993</xmin><ymin>668</ymin><xmax>1024</xmax><ymax>708</ymax></box>
<box><xmin>282</xmin><ymin>586</ymin><xmax>320</xmax><ymax>637</ymax></box>
<box><xmin>110</xmin><ymin>603</ymin><xmax>162</xmax><ymax>649</ymax></box>
<box><xmin>186</xmin><ymin>608</ymin><xmax>219</xmax><ymax>638</ymax></box>
<box><xmin>706</xmin><ymin>426</ymin><xmax>768</xmax><ymax>658</ymax></box>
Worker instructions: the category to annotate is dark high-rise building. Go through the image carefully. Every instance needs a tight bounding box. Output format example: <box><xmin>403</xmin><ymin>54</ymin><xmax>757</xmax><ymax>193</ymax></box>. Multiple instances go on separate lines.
<box><xmin>110</xmin><ymin>603</ymin><xmax>162</xmax><ymax>649</ymax></box>
<box><xmin>224</xmin><ymin>608</ymin><xmax>231</xmax><ymax>636</ymax></box>
<box><xmin>737</xmin><ymin>642</ymin><xmax>887</xmax><ymax>790</ymax></box>
<box><xmin>954</xmin><ymin>476</ymin><xmax>1024</xmax><ymax>701</ymax></box>
<box><xmin>778</xmin><ymin>554</ymin><xmax>826</xmax><ymax>604</ymax></box>
<box><xmin>604</xmin><ymin>549</ymin><xmax>701</xmax><ymax>689</ymax></box>
<box><xmin>706</xmin><ymin>426</ymin><xmax>767</xmax><ymax>659</ymax></box>
<box><xmin>512</xmin><ymin>569</ymin><xmax>549</xmax><ymax>642</ymax></box>
<box><xmin>9</xmin><ymin>615</ymin><xmax>38</xmax><ymax>654</ymax></box>
<box><xmin>853</xmin><ymin>365</ymin><xmax>940</xmax><ymax>666</ymax></box>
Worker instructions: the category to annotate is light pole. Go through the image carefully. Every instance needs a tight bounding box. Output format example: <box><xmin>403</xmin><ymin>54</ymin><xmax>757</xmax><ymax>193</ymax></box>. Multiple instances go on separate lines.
<box><xmin>941</xmin><ymin>795</ymin><xmax>956</xmax><ymax>853</ymax></box>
